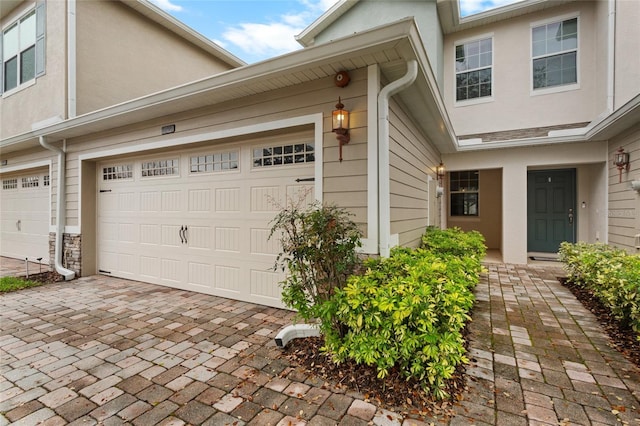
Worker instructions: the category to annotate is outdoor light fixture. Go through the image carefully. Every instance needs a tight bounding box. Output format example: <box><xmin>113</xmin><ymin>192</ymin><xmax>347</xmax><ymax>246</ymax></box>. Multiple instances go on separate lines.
<box><xmin>613</xmin><ymin>147</ymin><xmax>630</xmax><ymax>183</ymax></box>
<box><xmin>332</xmin><ymin>97</ymin><xmax>350</xmax><ymax>162</ymax></box>
<box><xmin>436</xmin><ymin>162</ymin><xmax>446</xmax><ymax>183</ymax></box>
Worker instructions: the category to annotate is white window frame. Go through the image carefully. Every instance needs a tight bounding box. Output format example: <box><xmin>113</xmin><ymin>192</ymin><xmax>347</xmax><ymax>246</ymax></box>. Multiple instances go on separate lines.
<box><xmin>140</xmin><ymin>158</ymin><xmax>180</xmax><ymax>179</ymax></box>
<box><xmin>453</xmin><ymin>33</ymin><xmax>494</xmax><ymax>107</ymax></box>
<box><xmin>530</xmin><ymin>13</ymin><xmax>580</xmax><ymax>96</ymax></box>
<box><xmin>102</xmin><ymin>164</ymin><xmax>133</xmax><ymax>181</ymax></box>
<box><xmin>449</xmin><ymin>170</ymin><xmax>479</xmax><ymax>217</ymax></box>
<box><xmin>189</xmin><ymin>150</ymin><xmax>240</xmax><ymax>175</ymax></box>
<box><xmin>1</xmin><ymin>1</ymin><xmax>45</xmax><ymax>97</ymax></box>
<box><xmin>251</xmin><ymin>142</ymin><xmax>315</xmax><ymax>169</ymax></box>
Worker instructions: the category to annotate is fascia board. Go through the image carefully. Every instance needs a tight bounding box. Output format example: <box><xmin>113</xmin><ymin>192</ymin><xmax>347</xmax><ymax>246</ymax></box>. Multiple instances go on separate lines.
<box><xmin>296</xmin><ymin>0</ymin><xmax>359</xmax><ymax>47</ymax></box>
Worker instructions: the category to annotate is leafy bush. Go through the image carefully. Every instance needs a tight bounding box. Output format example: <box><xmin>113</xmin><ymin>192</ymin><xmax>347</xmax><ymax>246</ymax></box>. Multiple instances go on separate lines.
<box><xmin>559</xmin><ymin>242</ymin><xmax>640</xmax><ymax>339</ymax></box>
<box><xmin>270</xmin><ymin>201</ymin><xmax>361</xmax><ymax>322</ymax></box>
<box><xmin>421</xmin><ymin>226</ymin><xmax>486</xmax><ymax>259</ymax></box>
<box><xmin>319</xmin><ymin>229</ymin><xmax>485</xmax><ymax>399</ymax></box>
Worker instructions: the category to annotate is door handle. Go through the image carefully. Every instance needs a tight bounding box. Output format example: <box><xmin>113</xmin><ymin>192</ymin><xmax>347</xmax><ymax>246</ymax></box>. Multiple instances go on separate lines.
<box><xmin>183</xmin><ymin>226</ymin><xmax>188</xmax><ymax>244</ymax></box>
<box><xmin>568</xmin><ymin>208</ymin><xmax>574</xmax><ymax>225</ymax></box>
<box><xmin>179</xmin><ymin>226</ymin><xmax>185</xmax><ymax>244</ymax></box>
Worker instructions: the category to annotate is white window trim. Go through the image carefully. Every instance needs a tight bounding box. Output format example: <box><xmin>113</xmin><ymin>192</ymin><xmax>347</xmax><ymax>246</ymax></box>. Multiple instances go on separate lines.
<box><xmin>449</xmin><ymin>170</ymin><xmax>480</xmax><ymax>217</ymax></box>
<box><xmin>188</xmin><ymin>149</ymin><xmax>241</xmax><ymax>175</ymax></box>
<box><xmin>1</xmin><ymin>6</ymin><xmax>37</xmax><ymax>94</ymax></box>
<box><xmin>529</xmin><ymin>12</ymin><xmax>581</xmax><ymax>97</ymax></box>
<box><xmin>140</xmin><ymin>158</ymin><xmax>180</xmax><ymax>179</ymax></box>
<box><xmin>250</xmin><ymin>142</ymin><xmax>316</xmax><ymax>170</ymax></box>
<box><xmin>453</xmin><ymin>32</ymin><xmax>495</xmax><ymax>107</ymax></box>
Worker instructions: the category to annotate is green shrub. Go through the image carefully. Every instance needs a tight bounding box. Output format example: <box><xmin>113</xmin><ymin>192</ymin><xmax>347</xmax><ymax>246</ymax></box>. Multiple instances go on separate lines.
<box><xmin>319</xmin><ymin>228</ymin><xmax>485</xmax><ymax>399</ymax></box>
<box><xmin>270</xmin><ymin>201</ymin><xmax>361</xmax><ymax>322</ymax></box>
<box><xmin>559</xmin><ymin>242</ymin><xmax>640</xmax><ymax>339</ymax></box>
<box><xmin>421</xmin><ymin>227</ymin><xmax>487</xmax><ymax>259</ymax></box>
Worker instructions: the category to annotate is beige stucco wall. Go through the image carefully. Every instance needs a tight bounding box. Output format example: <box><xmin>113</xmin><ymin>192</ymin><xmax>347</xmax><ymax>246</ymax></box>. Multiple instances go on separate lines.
<box><xmin>443</xmin><ymin>2</ymin><xmax>605</xmax><ymax>136</ymax></box>
<box><xmin>613</xmin><ymin>0</ymin><xmax>640</xmax><ymax>109</ymax></box>
<box><xmin>388</xmin><ymin>98</ymin><xmax>441</xmax><ymax>248</ymax></box>
<box><xmin>444</xmin><ymin>141</ymin><xmax>607</xmax><ymax>264</ymax></box>
<box><xmin>0</xmin><ymin>0</ymin><xmax>67</xmax><ymax>139</ymax></box>
<box><xmin>74</xmin><ymin>0</ymin><xmax>235</xmax><ymax>116</ymax></box>
<box><xmin>447</xmin><ymin>168</ymin><xmax>502</xmax><ymax>250</ymax></box>
<box><xmin>607</xmin><ymin>124</ymin><xmax>640</xmax><ymax>252</ymax></box>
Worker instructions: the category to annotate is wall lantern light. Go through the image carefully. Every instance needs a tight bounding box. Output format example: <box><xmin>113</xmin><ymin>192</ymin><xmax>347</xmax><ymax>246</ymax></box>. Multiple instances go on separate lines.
<box><xmin>332</xmin><ymin>97</ymin><xmax>350</xmax><ymax>162</ymax></box>
<box><xmin>436</xmin><ymin>162</ymin><xmax>446</xmax><ymax>184</ymax></box>
<box><xmin>613</xmin><ymin>147</ymin><xmax>630</xmax><ymax>183</ymax></box>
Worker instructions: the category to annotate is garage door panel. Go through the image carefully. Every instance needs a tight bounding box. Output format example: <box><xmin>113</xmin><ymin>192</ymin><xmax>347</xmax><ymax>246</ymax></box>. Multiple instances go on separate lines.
<box><xmin>141</xmin><ymin>191</ymin><xmax>161</xmax><ymax>212</ymax></box>
<box><xmin>250</xmin><ymin>227</ymin><xmax>279</xmax><ymax>256</ymax></box>
<box><xmin>161</xmin><ymin>225</ymin><xmax>182</xmax><ymax>247</ymax></box>
<box><xmin>215</xmin><ymin>265</ymin><xmax>241</xmax><ymax>293</ymax></box>
<box><xmin>250</xmin><ymin>268</ymin><xmax>284</xmax><ymax>302</ymax></box>
<box><xmin>140</xmin><ymin>224</ymin><xmax>160</xmax><ymax>245</ymax></box>
<box><xmin>187</xmin><ymin>189</ymin><xmax>212</xmax><ymax>212</ymax></box>
<box><xmin>215</xmin><ymin>187</ymin><xmax>241</xmax><ymax>212</ymax></box>
<box><xmin>186</xmin><ymin>226</ymin><xmax>212</xmax><ymax>250</ymax></box>
<box><xmin>161</xmin><ymin>190</ymin><xmax>182</xmax><ymax>212</ymax></box>
<box><xmin>161</xmin><ymin>258</ymin><xmax>182</xmax><ymax>283</ymax></box>
<box><xmin>251</xmin><ymin>186</ymin><xmax>281</xmax><ymax>212</ymax></box>
<box><xmin>214</xmin><ymin>227</ymin><xmax>240</xmax><ymax>252</ymax></box>
<box><xmin>140</xmin><ymin>256</ymin><xmax>160</xmax><ymax>279</ymax></box>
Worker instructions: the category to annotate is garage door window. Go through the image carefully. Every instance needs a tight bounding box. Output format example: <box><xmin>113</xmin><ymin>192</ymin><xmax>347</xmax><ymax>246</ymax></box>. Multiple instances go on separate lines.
<box><xmin>21</xmin><ymin>176</ymin><xmax>39</xmax><ymax>188</ymax></box>
<box><xmin>190</xmin><ymin>151</ymin><xmax>239</xmax><ymax>173</ymax></box>
<box><xmin>2</xmin><ymin>178</ymin><xmax>18</xmax><ymax>190</ymax></box>
<box><xmin>141</xmin><ymin>159</ymin><xmax>179</xmax><ymax>177</ymax></box>
<box><xmin>103</xmin><ymin>165</ymin><xmax>133</xmax><ymax>181</ymax></box>
<box><xmin>253</xmin><ymin>143</ymin><xmax>314</xmax><ymax>167</ymax></box>
<box><xmin>43</xmin><ymin>175</ymin><xmax>49</xmax><ymax>186</ymax></box>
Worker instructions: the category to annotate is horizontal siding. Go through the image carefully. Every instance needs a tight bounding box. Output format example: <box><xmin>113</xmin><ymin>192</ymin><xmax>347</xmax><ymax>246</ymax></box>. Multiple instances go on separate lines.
<box><xmin>607</xmin><ymin>123</ymin><xmax>640</xmax><ymax>253</ymax></box>
<box><xmin>59</xmin><ymin>68</ymin><xmax>370</xmax><ymax>235</ymax></box>
<box><xmin>387</xmin><ymin>98</ymin><xmax>441</xmax><ymax>247</ymax></box>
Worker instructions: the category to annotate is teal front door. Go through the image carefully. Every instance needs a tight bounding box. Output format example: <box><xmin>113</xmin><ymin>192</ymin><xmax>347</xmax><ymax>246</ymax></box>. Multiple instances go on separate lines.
<box><xmin>527</xmin><ymin>169</ymin><xmax>576</xmax><ymax>253</ymax></box>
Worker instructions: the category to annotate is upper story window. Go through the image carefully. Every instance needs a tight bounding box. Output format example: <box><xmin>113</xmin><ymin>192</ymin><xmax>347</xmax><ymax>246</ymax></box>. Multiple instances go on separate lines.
<box><xmin>1</xmin><ymin>2</ymin><xmax>46</xmax><ymax>94</ymax></box>
<box><xmin>450</xmin><ymin>170</ymin><xmax>479</xmax><ymax>216</ymax></box>
<box><xmin>532</xmin><ymin>17</ymin><xmax>578</xmax><ymax>90</ymax></box>
<box><xmin>455</xmin><ymin>37</ymin><xmax>492</xmax><ymax>102</ymax></box>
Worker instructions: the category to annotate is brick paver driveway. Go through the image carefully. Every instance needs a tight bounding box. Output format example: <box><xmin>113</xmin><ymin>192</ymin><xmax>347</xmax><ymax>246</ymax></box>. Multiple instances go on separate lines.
<box><xmin>1</xmin><ymin>259</ymin><xmax>639</xmax><ymax>425</ymax></box>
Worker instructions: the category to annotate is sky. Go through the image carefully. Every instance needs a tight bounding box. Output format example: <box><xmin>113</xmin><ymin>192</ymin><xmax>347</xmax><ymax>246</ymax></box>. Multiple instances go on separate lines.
<box><xmin>150</xmin><ymin>0</ymin><xmax>521</xmax><ymax>64</ymax></box>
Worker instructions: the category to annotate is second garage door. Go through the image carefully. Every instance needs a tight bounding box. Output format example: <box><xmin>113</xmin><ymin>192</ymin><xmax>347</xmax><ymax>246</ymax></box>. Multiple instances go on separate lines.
<box><xmin>97</xmin><ymin>139</ymin><xmax>315</xmax><ymax>308</ymax></box>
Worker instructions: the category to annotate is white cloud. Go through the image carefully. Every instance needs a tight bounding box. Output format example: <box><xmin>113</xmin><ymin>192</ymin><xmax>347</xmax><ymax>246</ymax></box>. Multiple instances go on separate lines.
<box><xmin>219</xmin><ymin>0</ymin><xmax>339</xmax><ymax>62</ymax></box>
<box><xmin>459</xmin><ymin>0</ymin><xmax>522</xmax><ymax>16</ymax></box>
<box><xmin>149</xmin><ymin>0</ymin><xmax>183</xmax><ymax>12</ymax></box>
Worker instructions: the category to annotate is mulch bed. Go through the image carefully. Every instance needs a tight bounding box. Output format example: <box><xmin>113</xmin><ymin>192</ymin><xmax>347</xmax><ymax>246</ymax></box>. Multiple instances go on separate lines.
<box><xmin>559</xmin><ymin>277</ymin><xmax>640</xmax><ymax>368</ymax></box>
<box><xmin>23</xmin><ymin>271</ymin><xmax>65</xmax><ymax>284</ymax></box>
<box><xmin>284</xmin><ymin>335</ymin><xmax>466</xmax><ymax>420</ymax></box>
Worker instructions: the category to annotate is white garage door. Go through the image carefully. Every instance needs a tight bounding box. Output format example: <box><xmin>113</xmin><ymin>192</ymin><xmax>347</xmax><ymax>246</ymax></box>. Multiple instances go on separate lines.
<box><xmin>97</xmin><ymin>141</ymin><xmax>315</xmax><ymax>308</ymax></box>
<box><xmin>0</xmin><ymin>170</ymin><xmax>50</xmax><ymax>264</ymax></box>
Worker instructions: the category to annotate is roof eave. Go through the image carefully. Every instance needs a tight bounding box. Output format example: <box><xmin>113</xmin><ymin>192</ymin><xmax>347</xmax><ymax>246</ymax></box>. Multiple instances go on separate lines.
<box><xmin>295</xmin><ymin>0</ymin><xmax>359</xmax><ymax>47</ymax></box>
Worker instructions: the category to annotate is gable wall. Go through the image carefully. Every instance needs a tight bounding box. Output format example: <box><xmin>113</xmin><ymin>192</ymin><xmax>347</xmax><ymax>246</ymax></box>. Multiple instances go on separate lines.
<box><xmin>75</xmin><ymin>0</ymin><xmax>236</xmax><ymax>116</ymax></box>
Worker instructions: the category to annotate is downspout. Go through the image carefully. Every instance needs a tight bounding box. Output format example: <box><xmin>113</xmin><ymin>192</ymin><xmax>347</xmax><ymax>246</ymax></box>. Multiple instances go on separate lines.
<box><xmin>606</xmin><ymin>0</ymin><xmax>616</xmax><ymax>113</ymax></box>
<box><xmin>67</xmin><ymin>0</ymin><xmax>77</xmax><ymax>118</ymax></box>
<box><xmin>377</xmin><ymin>59</ymin><xmax>418</xmax><ymax>257</ymax></box>
<box><xmin>39</xmin><ymin>136</ymin><xmax>75</xmax><ymax>280</ymax></box>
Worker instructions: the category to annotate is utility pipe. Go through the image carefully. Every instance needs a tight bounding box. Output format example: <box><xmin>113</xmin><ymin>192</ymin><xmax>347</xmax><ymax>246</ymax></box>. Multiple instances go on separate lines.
<box><xmin>377</xmin><ymin>59</ymin><xmax>418</xmax><ymax>257</ymax></box>
<box><xmin>39</xmin><ymin>136</ymin><xmax>75</xmax><ymax>280</ymax></box>
<box><xmin>606</xmin><ymin>0</ymin><xmax>616</xmax><ymax>113</ymax></box>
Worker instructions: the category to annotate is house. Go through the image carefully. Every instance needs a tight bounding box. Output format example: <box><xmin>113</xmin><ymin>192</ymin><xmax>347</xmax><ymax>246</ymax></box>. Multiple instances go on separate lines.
<box><xmin>1</xmin><ymin>0</ymin><xmax>638</xmax><ymax>309</ymax></box>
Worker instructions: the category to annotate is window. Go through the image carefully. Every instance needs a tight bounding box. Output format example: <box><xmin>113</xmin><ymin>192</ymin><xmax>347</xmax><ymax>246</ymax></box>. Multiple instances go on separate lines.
<box><xmin>141</xmin><ymin>159</ymin><xmax>179</xmax><ymax>177</ymax></box>
<box><xmin>253</xmin><ymin>143</ymin><xmax>314</xmax><ymax>168</ymax></box>
<box><xmin>2</xmin><ymin>178</ymin><xmax>18</xmax><ymax>190</ymax></box>
<box><xmin>2</xmin><ymin>2</ymin><xmax>45</xmax><ymax>94</ymax></box>
<box><xmin>21</xmin><ymin>176</ymin><xmax>39</xmax><ymax>188</ymax></box>
<box><xmin>190</xmin><ymin>151</ymin><xmax>238</xmax><ymax>173</ymax></box>
<box><xmin>532</xmin><ymin>17</ymin><xmax>577</xmax><ymax>90</ymax></box>
<box><xmin>103</xmin><ymin>165</ymin><xmax>133</xmax><ymax>181</ymax></box>
<box><xmin>43</xmin><ymin>174</ymin><xmax>50</xmax><ymax>186</ymax></box>
<box><xmin>450</xmin><ymin>170</ymin><xmax>479</xmax><ymax>216</ymax></box>
<box><xmin>455</xmin><ymin>37</ymin><xmax>492</xmax><ymax>101</ymax></box>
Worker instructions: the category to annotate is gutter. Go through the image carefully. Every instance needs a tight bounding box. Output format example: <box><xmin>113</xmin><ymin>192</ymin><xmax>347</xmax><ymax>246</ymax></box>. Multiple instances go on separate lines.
<box><xmin>377</xmin><ymin>59</ymin><xmax>418</xmax><ymax>257</ymax></box>
<box><xmin>38</xmin><ymin>136</ymin><xmax>75</xmax><ymax>281</ymax></box>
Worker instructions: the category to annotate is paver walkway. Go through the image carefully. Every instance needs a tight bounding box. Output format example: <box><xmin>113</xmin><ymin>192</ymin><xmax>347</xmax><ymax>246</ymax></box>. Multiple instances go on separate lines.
<box><xmin>0</xmin><ymin>257</ymin><xmax>638</xmax><ymax>425</ymax></box>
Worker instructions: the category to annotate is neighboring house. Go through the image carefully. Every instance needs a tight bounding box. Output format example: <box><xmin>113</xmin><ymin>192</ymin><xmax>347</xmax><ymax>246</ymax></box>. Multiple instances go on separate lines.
<box><xmin>1</xmin><ymin>0</ymin><xmax>638</xmax><ymax>309</ymax></box>
<box><xmin>0</xmin><ymin>0</ymin><xmax>243</xmax><ymax>265</ymax></box>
